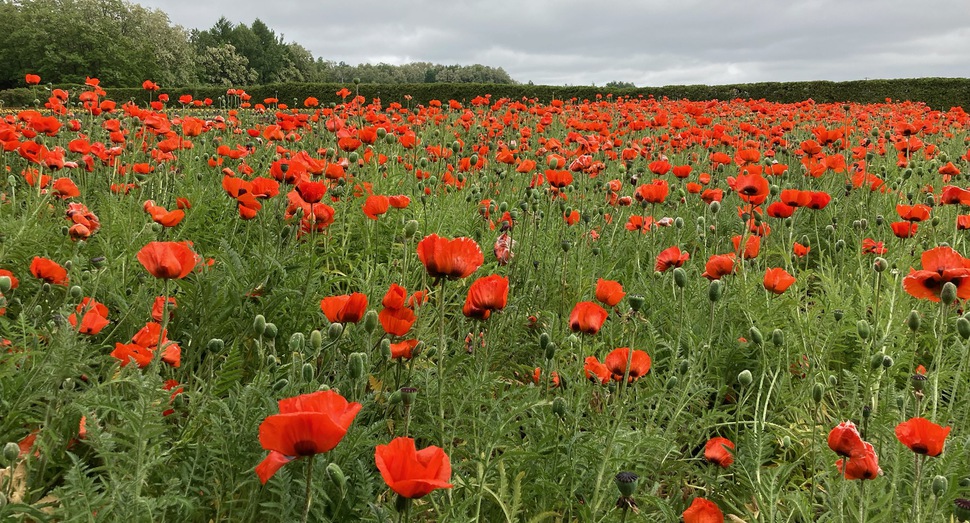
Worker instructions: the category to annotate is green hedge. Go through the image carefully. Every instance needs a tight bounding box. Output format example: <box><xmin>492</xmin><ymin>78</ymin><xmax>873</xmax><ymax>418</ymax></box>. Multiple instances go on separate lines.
<box><xmin>2</xmin><ymin>78</ymin><xmax>968</xmax><ymax>110</ymax></box>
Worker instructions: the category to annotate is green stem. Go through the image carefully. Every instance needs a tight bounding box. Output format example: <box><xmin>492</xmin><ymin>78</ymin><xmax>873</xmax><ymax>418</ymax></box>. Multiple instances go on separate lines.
<box><xmin>302</xmin><ymin>457</ymin><xmax>315</xmax><ymax>523</ymax></box>
<box><xmin>437</xmin><ymin>279</ymin><xmax>447</xmax><ymax>446</ymax></box>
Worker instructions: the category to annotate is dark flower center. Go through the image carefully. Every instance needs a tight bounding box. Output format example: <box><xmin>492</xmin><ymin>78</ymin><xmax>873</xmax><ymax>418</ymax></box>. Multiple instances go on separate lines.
<box><xmin>293</xmin><ymin>440</ymin><xmax>319</xmax><ymax>456</ymax></box>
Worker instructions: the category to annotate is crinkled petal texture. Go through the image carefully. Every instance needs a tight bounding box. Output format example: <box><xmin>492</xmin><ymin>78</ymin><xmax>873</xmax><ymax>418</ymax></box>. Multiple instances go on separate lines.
<box><xmin>704</xmin><ymin>437</ymin><xmax>735</xmax><ymax>468</ymax></box>
<box><xmin>136</xmin><ymin>242</ymin><xmax>198</xmax><ymax>279</ymax></box>
<box><xmin>375</xmin><ymin>437</ymin><xmax>453</xmax><ymax>499</ymax></box>
<box><xmin>595</xmin><ymin>278</ymin><xmax>625</xmax><ymax>307</ymax></box>
<box><xmin>828</xmin><ymin>421</ymin><xmax>864</xmax><ymax>457</ymax></box>
<box><xmin>255</xmin><ymin>451</ymin><xmax>294</xmax><ymax>484</ymax></box>
<box><xmin>895</xmin><ymin>417</ymin><xmax>951</xmax><ymax>457</ymax></box>
<box><xmin>682</xmin><ymin>497</ymin><xmax>724</xmax><ymax>523</ymax></box>
<box><xmin>416</xmin><ymin>234</ymin><xmax>483</xmax><ymax>279</ymax></box>
<box><xmin>604</xmin><ymin>347</ymin><xmax>651</xmax><ymax>382</ymax></box>
<box><xmin>569</xmin><ymin>301</ymin><xmax>609</xmax><ymax>334</ymax></box>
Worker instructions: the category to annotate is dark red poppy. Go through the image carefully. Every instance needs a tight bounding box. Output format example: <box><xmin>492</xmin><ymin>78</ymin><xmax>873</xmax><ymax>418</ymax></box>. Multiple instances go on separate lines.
<box><xmin>320</xmin><ymin>293</ymin><xmax>368</xmax><ymax>324</ymax></box>
<box><xmin>704</xmin><ymin>437</ymin><xmax>735</xmax><ymax>468</ymax></box>
<box><xmin>603</xmin><ymin>347</ymin><xmax>651</xmax><ymax>383</ymax></box>
<box><xmin>256</xmin><ymin>390</ymin><xmax>362</xmax><ymax>484</ymax></box>
<box><xmin>569</xmin><ymin>301</ymin><xmax>609</xmax><ymax>334</ymax></box>
<box><xmin>682</xmin><ymin>497</ymin><xmax>724</xmax><ymax>523</ymax></box>
<box><xmin>136</xmin><ymin>242</ymin><xmax>199</xmax><ymax>279</ymax></box>
<box><xmin>462</xmin><ymin>274</ymin><xmax>509</xmax><ymax>320</ymax></box>
<box><xmin>416</xmin><ymin>234</ymin><xmax>484</xmax><ymax>280</ymax></box>
<box><xmin>895</xmin><ymin>417</ymin><xmax>951</xmax><ymax>457</ymax></box>
<box><xmin>902</xmin><ymin>245</ymin><xmax>970</xmax><ymax>302</ymax></box>
<box><xmin>374</xmin><ymin>436</ymin><xmax>453</xmax><ymax>499</ymax></box>
<box><xmin>30</xmin><ymin>257</ymin><xmax>69</xmax><ymax>286</ymax></box>
<box><xmin>594</xmin><ymin>278</ymin><xmax>625</xmax><ymax>307</ymax></box>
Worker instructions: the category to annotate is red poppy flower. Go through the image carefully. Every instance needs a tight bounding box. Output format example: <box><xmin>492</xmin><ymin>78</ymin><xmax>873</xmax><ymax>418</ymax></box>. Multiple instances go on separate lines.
<box><xmin>766</xmin><ymin>201</ymin><xmax>795</xmax><ymax>218</ymax></box>
<box><xmin>702</xmin><ymin>253</ymin><xmax>736</xmax><ymax>280</ymax></box>
<box><xmin>30</xmin><ymin>257</ymin><xmax>69</xmax><ymax>286</ymax></box>
<box><xmin>958</xmin><ymin>215</ymin><xmax>970</xmax><ymax>230</ymax></box>
<box><xmin>895</xmin><ymin>417</ymin><xmax>951</xmax><ymax>457</ymax></box>
<box><xmin>25</xmin><ymin>74</ymin><xmax>41</xmax><ymax>85</ymax></box>
<box><xmin>807</xmin><ymin>191</ymin><xmax>831</xmax><ymax>210</ymax></box>
<box><xmin>375</xmin><ymin>436</ymin><xmax>453</xmax><ymax>499</ymax></box>
<box><xmin>828</xmin><ymin>421</ymin><xmax>864</xmax><ymax>457</ymax></box>
<box><xmin>390</xmin><ymin>339</ymin><xmax>420</xmax><ymax>360</ymax></box>
<box><xmin>733</xmin><ymin>172</ymin><xmax>769</xmax><ymax>205</ymax></box>
<box><xmin>416</xmin><ymin>234</ymin><xmax>484</xmax><ymax>280</ymax></box>
<box><xmin>363</xmin><ymin>194</ymin><xmax>390</xmax><ymax>220</ymax></box>
<box><xmin>68</xmin><ymin>297</ymin><xmax>110</xmax><ymax>335</ymax></box>
<box><xmin>682</xmin><ymin>497</ymin><xmax>724</xmax><ymax>523</ymax></box>
<box><xmin>793</xmin><ymin>242</ymin><xmax>811</xmax><ymax>257</ymax></box>
<box><xmin>835</xmin><ymin>441</ymin><xmax>881</xmax><ymax>480</ymax></box>
<box><xmin>594</xmin><ymin>278</ymin><xmax>625</xmax><ymax>307</ymax></box>
<box><xmin>569</xmin><ymin>301</ymin><xmax>609</xmax><ymax>334</ymax></box>
<box><xmin>763</xmin><ymin>268</ymin><xmax>796</xmax><ymax>294</ymax></box>
<box><xmin>897</xmin><ymin>204</ymin><xmax>931</xmax><ymax>222</ymax></box>
<box><xmin>902</xmin><ymin>245</ymin><xmax>970</xmax><ymax>302</ymax></box>
<box><xmin>256</xmin><ymin>390</ymin><xmax>362</xmax><ymax>484</ymax></box>
<box><xmin>603</xmin><ymin>347</ymin><xmax>651</xmax><ymax>383</ymax></box>
<box><xmin>891</xmin><ymin>221</ymin><xmax>918</xmax><ymax>238</ymax></box>
<box><xmin>704</xmin><ymin>437</ymin><xmax>735</xmax><ymax>468</ymax></box>
<box><xmin>780</xmin><ymin>189</ymin><xmax>811</xmax><ymax>208</ymax></box>
<box><xmin>462</xmin><ymin>274</ymin><xmax>509</xmax><ymax>320</ymax></box>
<box><xmin>136</xmin><ymin>242</ymin><xmax>199</xmax><ymax>279</ymax></box>
<box><xmin>583</xmin><ymin>356</ymin><xmax>611</xmax><ymax>384</ymax></box>
<box><xmin>655</xmin><ymin>246</ymin><xmax>690</xmax><ymax>272</ymax></box>
<box><xmin>634</xmin><ymin>179</ymin><xmax>669</xmax><ymax>204</ymax></box>
<box><xmin>320</xmin><ymin>293</ymin><xmax>368</xmax><ymax>324</ymax></box>
<box><xmin>732</xmin><ymin>235</ymin><xmax>760</xmax><ymax>260</ymax></box>
<box><xmin>152</xmin><ymin>296</ymin><xmax>177</xmax><ymax>321</ymax></box>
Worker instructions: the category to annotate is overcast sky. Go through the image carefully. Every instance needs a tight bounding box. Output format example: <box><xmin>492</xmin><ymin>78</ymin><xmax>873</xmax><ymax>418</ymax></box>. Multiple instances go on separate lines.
<box><xmin>137</xmin><ymin>0</ymin><xmax>970</xmax><ymax>86</ymax></box>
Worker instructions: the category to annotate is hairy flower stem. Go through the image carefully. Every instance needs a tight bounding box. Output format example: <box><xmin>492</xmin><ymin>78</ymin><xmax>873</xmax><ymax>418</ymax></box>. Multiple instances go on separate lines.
<box><xmin>301</xmin><ymin>457</ymin><xmax>315</xmax><ymax>523</ymax></box>
<box><xmin>436</xmin><ymin>279</ymin><xmax>447</xmax><ymax>446</ymax></box>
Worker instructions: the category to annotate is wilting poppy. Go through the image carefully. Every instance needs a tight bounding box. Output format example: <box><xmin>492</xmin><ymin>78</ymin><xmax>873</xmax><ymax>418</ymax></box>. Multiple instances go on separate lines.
<box><xmin>320</xmin><ymin>293</ymin><xmax>368</xmax><ymax>324</ymax></box>
<box><xmin>30</xmin><ymin>257</ymin><xmax>69</xmax><ymax>286</ymax></box>
<box><xmin>594</xmin><ymin>278</ymin><xmax>625</xmax><ymax>307</ymax></box>
<box><xmin>763</xmin><ymin>268</ymin><xmax>796</xmax><ymax>294</ymax></box>
<box><xmin>256</xmin><ymin>390</ymin><xmax>362</xmax><ymax>484</ymax></box>
<box><xmin>704</xmin><ymin>437</ymin><xmax>735</xmax><ymax>468</ymax></box>
<box><xmin>603</xmin><ymin>347</ymin><xmax>651</xmax><ymax>383</ymax></box>
<box><xmin>902</xmin><ymin>245</ymin><xmax>970</xmax><ymax>302</ymax></box>
<box><xmin>682</xmin><ymin>497</ymin><xmax>724</xmax><ymax>523</ymax></box>
<box><xmin>416</xmin><ymin>234</ymin><xmax>484</xmax><ymax>280</ymax></box>
<box><xmin>462</xmin><ymin>274</ymin><xmax>509</xmax><ymax>320</ymax></box>
<box><xmin>374</xmin><ymin>436</ymin><xmax>453</xmax><ymax>499</ymax></box>
<box><xmin>569</xmin><ymin>301</ymin><xmax>609</xmax><ymax>334</ymax></box>
<box><xmin>136</xmin><ymin>242</ymin><xmax>199</xmax><ymax>279</ymax></box>
<box><xmin>895</xmin><ymin>417</ymin><xmax>951</xmax><ymax>457</ymax></box>
<box><xmin>655</xmin><ymin>246</ymin><xmax>689</xmax><ymax>272</ymax></box>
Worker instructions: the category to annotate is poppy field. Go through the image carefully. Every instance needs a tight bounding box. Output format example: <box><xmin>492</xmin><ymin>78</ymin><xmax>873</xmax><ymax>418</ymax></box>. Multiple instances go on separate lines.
<box><xmin>2</xmin><ymin>77</ymin><xmax>970</xmax><ymax>522</ymax></box>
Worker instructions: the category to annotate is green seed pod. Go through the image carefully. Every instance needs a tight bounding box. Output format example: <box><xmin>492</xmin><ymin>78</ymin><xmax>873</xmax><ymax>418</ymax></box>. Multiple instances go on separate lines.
<box><xmin>912</xmin><ymin>373</ymin><xmax>927</xmax><ymax>392</ymax></box>
<box><xmin>771</xmin><ymin>329</ymin><xmax>784</xmax><ymax>347</ymax></box>
<box><xmin>942</xmin><ymin>282</ymin><xmax>958</xmax><ymax>304</ymax></box>
<box><xmin>544</xmin><ymin>342</ymin><xmax>557</xmax><ymax>361</ymax></box>
<box><xmin>289</xmin><ymin>332</ymin><xmax>305</xmax><ymax>352</ymax></box>
<box><xmin>253</xmin><ymin>314</ymin><xmax>267</xmax><ymax>336</ymax></box>
<box><xmin>857</xmin><ymin>319</ymin><xmax>871</xmax><ymax>339</ymax></box>
<box><xmin>908</xmin><ymin>310</ymin><xmax>922</xmax><ymax>332</ymax></box>
<box><xmin>812</xmin><ymin>382</ymin><xmax>824</xmax><ymax>404</ymax></box>
<box><xmin>882</xmin><ymin>355</ymin><xmax>894</xmax><ymax>368</ymax></box>
<box><xmin>552</xmin><ymin>396</ymin><xmax>568</xmax><ymax>419</ymax></box>
<box><xmin>301</xmin><ymin>363</ymin><xmax>314</xmax><ymax>382</ymax></box>
<box><xmin>362</xmin><ymin>310</ymin><xmax>379</xmax><ymax>334</ymax></box>
<box><xmin>263</xmin><ymin>323</ymin><xmax>278</xmax><ymax>340</ymax></box>
<box><xmin>328</xmin><ymin>322</ymin><xmax>343</xmax><ymax>341</ymax></box>
<box><xmin>834</xmin><ymin>309</ymin><xmax>844</xmax><ymax>321</ymax></box>
<box><xmin>404</xmin><ymin>219</ymin><xmax>419</xmax><ymax>239</ymax></box>
<box><xmin>628</xmin><ymin>294</ymin><xmax>645</xmax><ymax>312</ymax></box>
<box><xmin>310</xmin><ymin>329</ymin><xmax>323</xmax><ymax>350</ymax></box>
<box><xmin>272</xmin><ymin>378</ymin><xmax>288</xmax><ymax>391</ymax></box>
<box><xmin>708</xmin><ymin>279</ymin><xmax>723</xmax><ymax>302</ymax></box>
<box><xmin>673</xmin><ymin>268</ymin><xmax>688</xmax><ymax>288</ymax></box>
<box><xmin>749</xmin><ymin>326</ymin><xmax>763</xmax><ymax>345</ymax></box>
<box><xmin>958</xmin><ymin>317</ymin><xmax>970</xmax><ymax>340</ymax></box>
<box><xmin>932</xmin><ymin>475</ymin><xmax>948</xmax><ymax>498</ymax></box>
<box><xmin>400</xmin><ymin>386</ymin><xmax>418</xmax><ymax>406</ymax></box>
<box><xmin>206</xmin><ymin>338</ymin><xmax>225</xmax><ymax>352</ymax></box>
<box><xmin>3</xmin><ymin>441</ymin><xmax>20</xmax><ymax>464</ymax></box>
<box><xmin>349</xmin><ymin>352</ymin><xmax>367</xmax><ymax>380</ymax></box>
<box><xmin>870</xmin><ymin>352</ymin><xmax>884</xmax><ymax>371</ymax></box>
<box><xmin>614</xmin><ymin>471</ymin><xmax>639</xmax><ymax>498</ymax></box>
<box><xmin>561</xmin><ymin>240</ymin><xmax>571</xmax><ymax>252</ymax></box>
<box><xmin>666</xmin><ymin>375</ymin><xmax>679</xmax><ymax>390</ymax></box>
<box><xmin>0</xmin><ymin>276</ymin><xmax>11</xmax><ymax>294</ymax></box>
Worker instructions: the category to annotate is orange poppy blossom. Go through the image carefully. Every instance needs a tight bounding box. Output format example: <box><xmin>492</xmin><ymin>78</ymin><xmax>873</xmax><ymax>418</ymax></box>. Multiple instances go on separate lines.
<box><xmin>68</xmin><ymin>297</ymin><xmax>110</xmax><ymax>335</ymax></box>
<box><xmin>731</xmin><ymin>235</ymin><xmax>760</xmax><ymax>260</ymax></box>
<box><xmin>894</xmin><ymin>417</ymin><xmax>951</xmax><ymax>457</ymax></box>
<box><xmin>861</xmin><ymin>238</ymin><xmax>886</xmax><ymax>255</ymax></box>
<box><xmin>379</xmin><ymin>284</ymin><xmax>417</xmax><ymax>336</ymax></box>
<box><xmin>110</xmin><ymin>321</ymin><xmax>181</xmax><ymax>368</ymax></box>
<box><xmin>902</xmin><ymin>245</ymin><xmax>970</xmax><ymax>302</ymax></box>
<box><xmin>30</xmin><ymin>256</ymin><xmax>69</xmax><ymax>286</ymax></box>
<box><xmin>374</xmin><ymin>436</ymin><xmax>453</xmax><ymax>499</ymax></box>
<box><xmin>634</xmin><ymin>179</ymin><xmax>669</xmax><ymax>204</ymax></box>
<box><xmin>256</xmin><ymin>390</ymin><xmax>362</xmax><ymax>484</ymax></box>
<box><xmin>793</xmin><ymin>242</ymin><xmax>811</xmax><ymax>257</ymax></box>
<box><xmin>390</xmin><ymin>339</ymin><xmax>420</xmax><ymax>360</ymax></box>
<box><xmin>682</xmin><ymin>497</ymin><xmax>724</xmax><ymax>523</ymax></box>
<box><xmin>702</xmin><ymin>253</ymin><xmax>736</xmax><ymax>280</ymax></box>
<box><xmin>416</xmin><ymin>234</ymin><xmax>484</xmax><ymax>280</ymax></box>
<box><xmin>603</xmin><ymin>347</ymin><xmax>651</xmax><ymax>383</ymax></box>
<box><xmin>462</xmin><ymin>274</ymin><xmax>509</xmax><ymax>320</ymax></box>
<box><xmin>763</xmin><ymin>268</ymin><xmax>796</xmax><ymax>294</ymax></box>
<box><xmin>569</xmin><ymin>301</ymin><xmax>609</xmax><ymax>334</ymax></box>
<box><xmin>136</xmin><ymin>242</ymin><xmax>199</xmax><ymax>279</ymax></box>
<box><xmin>656</xmin><ymin>246</ymin><xmax>690</xmax><ymax>272</ymax></box>
<box><xmin>320</xmin><ymin>292</ymin><xmax>369</xmax><ymax>324</ymax></box>
<box><xmin>704</xmin><ymin>436</ymin><xmax>735</xmax><ymax>468</ymax></box>
<box><xmin>594</xmin><ymin>278</ymin><xmax>625</xmax><ymax>307</ymax></box>
<box><xmin>890</xmin><ymin>221</ymin><xmax>918</xmax><ymax>238</ymax></box>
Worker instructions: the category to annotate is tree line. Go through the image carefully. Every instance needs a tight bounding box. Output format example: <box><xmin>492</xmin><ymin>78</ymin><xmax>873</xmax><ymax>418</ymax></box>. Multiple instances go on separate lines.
<box><xmin>0</xmin><ymin>0</ymin><xmax>516</xmax><ymax>89</ymax></box>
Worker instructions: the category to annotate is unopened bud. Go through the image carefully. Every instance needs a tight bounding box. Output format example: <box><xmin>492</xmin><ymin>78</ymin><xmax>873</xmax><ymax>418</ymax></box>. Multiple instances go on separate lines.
<box><xmin>404</xmin><ymin>220</ymin><xmax>419</xmax><ymax>239</ymax></box>
<box><xmin>3</xmin><ymin>442</ymin><xmax>19</xmax><ymax>463</ymax></box>
<box><xmin>289</xmin><ymin>332</ymin><xmax>305</xmax><ymax>352</ymax></box>
<box><xmin>958</xmin><ymin>317</ymin><xmax>970</xmax><ymax>339</ymax></box>
<box><xmin>544</xmin><ymin>342</ymin><xmax>557</xmax><ymax>361</ymax></box>
<box><xmin>673</xmin><ymin>268</ymin><xmax>688</xmax><ymax>288</ymax></box>
<box><xmin>870</xmin><ymin>352</ymin><xmax>885</xmax><ymax>371</ymax></box>
<box><xmin>908</xmin><ymin>310</ymin><xmax>922</xmax><ymax>332</ymax></box>
<box><xmin>932</xmin><ymin>475</ymin><xmax>948</xmax><ymax>498</ymax></box>
<box><xmin>362</xmin><ymin>310</ymin><xmax>379</xmax><ymax>334</ymax></box>
<box><xmin>812</xmin><ymin>383</ymin><xmax>824</xmax><ymax>404</ymax></box>
<box><xmin>737</xmin><ymin>369</ymin><xmax>753</xmax><ymax>387</ymax></box>
<box><xmin>380</xmin><ymin>338</ymin><xmax>392</xmax><ymax>360</ymax></box>
<box><xmin>263</xmin><ymin>322</ymin><xmax>278</xmax><ymax>339</ymax></box>
<box><xmin>327</xmin><ymin>462</ymin><xmax>347</xmax><ymax>493</ymax></box>
<box><xmin>0</xmin><ymin>277</ymin><xmax>12</xmax><ymax>294</ymax></box>
<box><xmin>253</xmin><ymin>314</ymin><xmax>266</xmax><ymax>335</ymax></box>
<box><xmin>857</xmin><ymin>320</ymin><xmax>871</xmax><ymax>339</ymax></box>
<box><xmin>552</xmin><ymin>396</ymin><xmax>567</xmax><ymax>419</ymax></box>
<box><xmin>666</xmin><ymin>375</ymin><xmax>679</xmax><ymax>390</ymax></box>
<box><xmin>771</xmin><ymin>329</ymin><xmax>784</xmax><ymax>347</ymax></box>
<box><xmin>349</xmin><ymin>352</ymin><xmax>367</xmax><ymax>380</ymax></box>
<box><xmin>301</xmin><ymin>363</ymin><xmax>315</xmax><ymax>382</ymax></box>
<box><xmin>873</xmin><ymin>257</ymin><xmax>888</xmax><ymax>272</ymax></box>
<box><xmin>272</xmin><ymin>378</ymin><xmax>288</xmax><ymax>391</ymax></box>
<box><xmin>749</xmin><ymin>326</ymin><xmax>763</xmax><ymax>345</ymax></box>
<box><xmin>942</xmin><ymin>281</ymin><xmax>958</xmax><ymax>304</ymax></box>
<box><xmin>310</xmin><ymin>329</ymin><xmax>323</xmax><ymax>350</ymax></box>
<box><xmin>206</xmin><ymin>338</ymin><xmax>224</xmax><ymax>352</ymax></box>
<box><xmin>328</xmin><ymin>322</ymin><xmax>343</xmax><ymax>341</ymax></box>
<box><xmin>708</xmin><ymin>280</ymin><xmax>723</xmax><ymax>302</ymax></box>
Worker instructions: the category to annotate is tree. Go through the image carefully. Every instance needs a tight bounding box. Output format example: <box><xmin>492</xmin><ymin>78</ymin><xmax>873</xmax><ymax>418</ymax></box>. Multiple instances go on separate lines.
<box><xmin>605</xmin><ymin>81</ymin><xmax>637</xmax><ymax>88</ymax></box>
<box><xmin>196</xmin><ymin>44</ymin><xmax>258</xmax><ymax>86</ymax></box>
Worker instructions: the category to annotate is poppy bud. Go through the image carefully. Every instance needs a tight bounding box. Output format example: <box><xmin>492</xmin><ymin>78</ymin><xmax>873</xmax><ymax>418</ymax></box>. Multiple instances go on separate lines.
<box><xmin>301</xmin><ymin>363</ymin><xmax>315</xmax><ymax>382</ymax></box>
<box><xmin>614</xmin><ymin>471</ymin><xmax>639</xmax><ymax>498</ymax></box>
<box><xmin>272</xmin><ymin>378</ymin><xmax>288</xmax><ymax>391</ymax></box>
<box><xmin>327</xmin><ymin>462</ymin><xmax>348</xmax><ymax>495</ymax></box>
<box><xmin>362</xmin><ymin>310</ymin><xmax>379</xmax><ymax>334</ymax></box>
<box><xmin>749</xmin><ymin>326</ymin><xmax>763</xmax><ymax>345</ymax></box>
<box><xmin>206</xmin><ymin>338</ymin><xmax>224</xmax><ymax>352</ymax></box>
<box><xmin>538</xmin><ymin>332</ymin><xmax>551</xmax><ymax>352</ymax></box>
<box><xmin>3</xmin><ymin>441</ymin><xmax>19</xmax><ymax>464</ymax></box>
<box><xmin>628</xmin><ymin>294</ymin><xmax>645</xmax><ymax>312</ymax></box>
<box><xmin>828</xmin><ymin>374</ymin><xmax>838</xmax><ymax>387</ymax></box>
<box><xmin>907</xmin><ymin>310</ymin><xmax>922</xmax><ymax>332</ymax></box>
<box><xmin>666</xmin><ymin>376</ymin><xmax>679</xmax><ymax>390</ymax></box>
<box><xmin>544</xmin><ymin>342</ymin><xmax>557</xmax><ymax>361</ymax></box>
<box><xmin>931</xmin><ymin>475</ymin><xmax>948</xmax><ymax>498</ymax></box>
<box><xmin>875</xmin><ymin>214</ymin><xmax>884</xmax><ymax>226</ymax></box>
<box><xmin>882</xmin><ymin>355</ymin><xmax>893</xmax><ymax>368</ymax></box>
<box><xmin>42</xmin><ymin>283</ymin><xmax>51</xmax><ymax>294</ymax></box>
<box><xmin>862</xmin><ymin>404</ymin><xmax>871</xmax><ymax>419</ymax></box>
<box><xmin>328</xmin><ymin>322</ymin><xmax>343</xmax><ymax>341</ymax></box>
<box><xmin>289</xmin><ymin>332</ymin><xmax>305</xmax><ymax>352</ymax></box>
<box><xmin>400</xmin><ymin>386</ymin><xmax>418</xmax><ymax>406</ymax></box>
<box><xmin>941</xmin><ymin>282</ymin><xmax>958</xmax><ymax>305</ymax></box>
<box><xmin>470</xmin><ymin>154</ymin><xmax>479</xmax><ymax>166</ymax></box>
<box><xmin>708</xmin><ymin>280</ymin><xmax>723</xmax><ymax>302</ymax></box>
<box><xmin>266</xmin><ymin>354</ymin><xmax>278</xmax><ymax>366</ymax></box>
<box><xmin>0</xmin><ymin>277</ymin><xmax>10</xmax><ymax>294</ymax></box>
<box><xmin>771</xmin><ymin>329</ymin><xmax>784</xmax><ymax>347</ymax></box>
<box><xmin>835</xmin><ymin>240</ymin><xmax>845</xmax><ymax>252</ymax></box>
<box><xmin>834</xmin><ymin>309</ymin><xmax>844</xmax><ymax>321</ymax></box>
<box><xmin>870</xmin><ymin>352</ymin><xmax>884</xmax><ymax>371</ymax></box>
<box><xmin>961</xmin><ymin>478</ymin><xmax>970</xmax><ymax>488</ymax></box>
<box><xmin>552</xmin><ymin>396</ymin><xmax>567</xmax><ymax>419</ymax></box>
<box><xmin>380</xmin><ymin>338</ymin><xmax>392</xmax><ymax>360</ymax></box>
<box><xmin>737</xmin><ymin>369</ymin><xmax>753</xmax><ymax>387</ymax></box>
<box><xmin>674</xmin><ymin>217</ymin><xmax>684</xmax><ymax>229</ymax></box>
<box><xmin>678</xmin><ymin>360</ymin><xmax>689</xmax><ymax>375</ymax></box>
<box><xmin>254</xmin><ymin>314</ymin><xmax>266</xmax><ymax>336</ymax></box>
<box><xmin>957</xmin><ymin>317</ymin><xmax>970</xmax><ymax>339</ymax></box>
<box><xmin>857</xmin><ymin>320</ymin><xmax>871</xmax><ymax>339</ymax></box>
<box><xmin>812</xmin><ymin>382</ymin><xmax>824</xmax><ymax>404</ymax></box>
<box><xmin>709</xmin><ymin>201</ymin><xmax>720</xmax><ymax>214</ymax></box>
<box><xmin>263</xmin><ymin>323</ymin><xmax>278</xmax><ymax>340</ymax></box>
<box><xmin>310</xmin><ymin>329</ymin><xmax>323</xmax><ymax>350</ymax></box>
<box><xmin>349</xmin><ymin>352</ymin><xmax>367</xmax><ymax>380</ymax></box>
<box><xmin>673</xmin><ymin>268</ymin><xmax>688</xmax><ymax>288</ymax></box>
<box><xmin>151</xmin><ymin>222</ymin><xmax>163</xmax><ymax>233</ymax></box>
